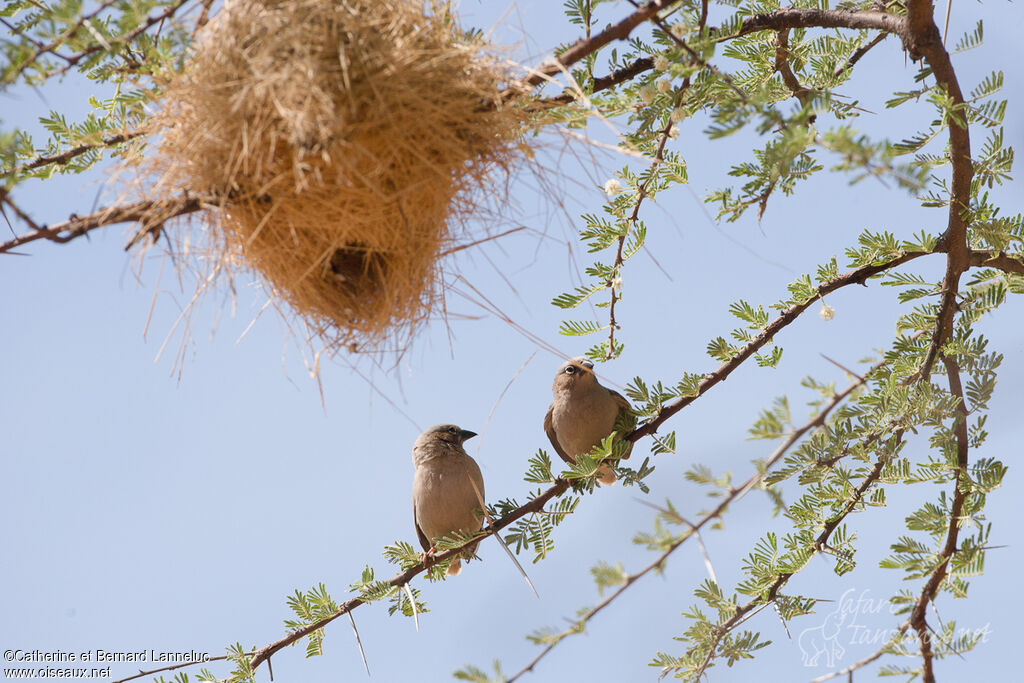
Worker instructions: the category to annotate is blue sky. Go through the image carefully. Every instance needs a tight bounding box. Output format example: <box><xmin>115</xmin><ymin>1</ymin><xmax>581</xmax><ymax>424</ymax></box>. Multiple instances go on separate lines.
<box><xmin>2</xmin><ymin>2</ymin><xmax>1023</xmax><ymax>682</ymax></box>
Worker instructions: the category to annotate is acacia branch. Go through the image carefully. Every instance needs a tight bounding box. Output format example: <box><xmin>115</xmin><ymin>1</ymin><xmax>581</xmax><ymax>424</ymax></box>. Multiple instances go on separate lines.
<box><xmin>775</xmin><ymin>29</ymin><xmax>811</xmax><ymax>105</ymax></box>
<box><xmin>835</xmin><ymin>32</ymin><xmax>889</xmax><ymax>77</ymax></box>
<box><xmin>507</xmin><ymin>366</ymin><xmax>877</xmax><ymax>682</ymax></box>
<box><xmin>2</xmin><ymin>129</ymin><xmax>143</xmax><ymax>180</ymax></box>
<box><xmin>682</xmin><ymin>429</ymin><xmax>904</xmax><ymax>680</ymax></box>
<box><xmin>0</xmin><ymin>194</ymin><xmax>208</xmax><ymax>253</ymax></box>
<box><xmin>603</xmin><ymin>0</ymin><xmax>720</xmax><ymax>359</ymax></box>
<box><xmin>904</xmin><ymin>0</ymin><xmax>973</xmax><ymax>380</ymax></box>
<box><xmin>967</xmin><ymin>250</ymin><xmax>1024</xmax><ymax>276</ymax></box>
<box><xmin>815</xmin><ymin>356</ymin><xmax>972</xmax><ymax>683</ymax></box>
<box><xmin>526</xmin><ymin>8</ymin><xmax>903</xmax><ymax>108</ymax></box>
<box><xmin>2</xmin><ymin>0</ymin><xmax>122</xmax><ymax>84</ymax></box>
<box><xmin>628</xmin><ymin>251</ymin><xmax>931</xmax><ymax>442</ymax></box>
<box><xmin>809</xmin><ymin>636</ymin><xmax>901</xmax><ymax>683</ymax></box>
<box><xmin>52</xmin><ymin>0</ymin><xmax>196</xmax><ymax>78</ymax></box>
<box><xmin>529</xmin><ymin>56</ymin><xmax>654</xmax><ymax>109</ymax></box>
<box><xmin>907</xmin><ymin>355</ymin><xmax>971</xmax><ymax>682</ymax></box>
<box><xmin>725</xmin><ymin>9</ymin><xmax>905</xmax><ymax>40</ymax></box>
<box><xmin>606</xmin><ymin>73</ymin><xmax>691</xmax><ymax>358</ymax></box>
<box><xmin>245</xmin><ymin>479</ymin><xmax>571</xmax><ymax>672</ymax></box>
<box><xmin>518</xmin><ymin>0</ymin><xmax>682</xmax><ymax>91</ymax></box>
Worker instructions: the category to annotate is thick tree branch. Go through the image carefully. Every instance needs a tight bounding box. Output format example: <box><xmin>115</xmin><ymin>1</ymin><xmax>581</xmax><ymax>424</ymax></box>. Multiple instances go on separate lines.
<box><xmin>774</xmin><ymin>29</ymin><xmax>810</xmax><ymax>105</ymax></box>
<box><xmin>967</xmin><ymin>250</ymin><xmax>1024</xmax><ymax>276</ymax></box>
<box><xmin>905</xmin><ymin>0</ymin><xmax>973</xmax><ymax>380</ymax></box>
<box><xmin>725</xmin><ymin>9</ymin><xmax>905</xmax><ymax>40</ymax></box>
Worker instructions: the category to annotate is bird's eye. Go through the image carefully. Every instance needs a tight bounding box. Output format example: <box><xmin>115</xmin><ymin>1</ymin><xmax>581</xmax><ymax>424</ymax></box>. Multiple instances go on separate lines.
<box><xmin>564</xmin><ymin>366</ymin><xmax>576</xmax><ymax>375</ymax></box>
<box><xmin>448</xmin><ymin>426</ymin><xmax>458</xmax><ymax>433</ymax></box>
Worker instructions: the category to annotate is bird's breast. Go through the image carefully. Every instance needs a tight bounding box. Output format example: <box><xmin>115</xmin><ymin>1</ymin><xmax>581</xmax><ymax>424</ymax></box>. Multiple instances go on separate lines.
<box><xmin>551</xmin><ymin>388</ymin><xmax>620</xmax><ymax>458</ymax></box>
<box><xmin>412</xmin><ymin>456</ymin><xmax>485</xmax><ymax>542</ymax></box>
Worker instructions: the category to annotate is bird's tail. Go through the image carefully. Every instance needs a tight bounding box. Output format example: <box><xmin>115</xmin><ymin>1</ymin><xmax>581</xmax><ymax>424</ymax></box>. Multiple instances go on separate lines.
<box><xmin>447</xmin><ymin>558</ymin><xmax>463</xmax><ymax>576</ymax></box>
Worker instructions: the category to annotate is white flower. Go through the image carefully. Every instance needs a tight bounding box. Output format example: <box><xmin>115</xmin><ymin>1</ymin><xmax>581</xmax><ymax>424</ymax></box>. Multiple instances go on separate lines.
<box><xmin>819</xmin><ymin>302</ymin><xmax>835</xmax><ymax>321</ymax></box>
<box><xmin>657</xmin><ymin>78</ymin><xmax>672</xmax><ymax>93</ymax></box>
<box><xmin>653</xmin><ymin>55</ymin><xmax>670</xmax><ymax>71</ymax></box>
<box><xmin>603</xmin><ymin>178</ymin><xmax>622</xmax><ymax>196</ymax></box>
<box><xmin>670</xmin><ymin>22</ymin><xmax>687</xmax><ymax>38</ymax></box>
<box><xmin>611</xmin><ymin>276</ymin><xmax>623</xmax><ymax>290</ymax></box>
<box><xmin>638</xmin><ymin>84</ymin><xmax>656</xmax><ymax>105</ymax></box>
<box><xmin>667</xmin><ymin>125</ymin><xmax>680</xmax><ymax>139</ymax></box>
<box><xmin>669</xmin><ymin>106</ymin><xmax>686</xmax><ymax>123</ymax></box>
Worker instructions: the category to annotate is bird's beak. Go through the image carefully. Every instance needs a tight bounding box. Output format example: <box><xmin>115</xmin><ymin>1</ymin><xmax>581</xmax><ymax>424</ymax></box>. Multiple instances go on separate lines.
<box><xmin>459</xmin><ymin>429</ymin><xmax>478</xmax><ymax>442</ymax></box>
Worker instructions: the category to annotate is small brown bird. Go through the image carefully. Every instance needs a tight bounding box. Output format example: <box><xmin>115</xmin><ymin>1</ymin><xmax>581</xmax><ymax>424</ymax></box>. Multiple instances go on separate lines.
<box><xmin>411</xmin><ymin>424</ymin><xmax>485</xmax><ymax>576</ymax></box>
<box><xmin>544</xmin><ymin>358</ymin><xmax>634</xmax><ymax>485</ymax></box>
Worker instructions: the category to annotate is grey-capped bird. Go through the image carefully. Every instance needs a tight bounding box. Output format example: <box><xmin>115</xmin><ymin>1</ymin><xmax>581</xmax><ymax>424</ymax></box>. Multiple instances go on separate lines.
<box><xmin>544</xmin><ymin>358</ymin><xmax>635</xmax><ymax>485</ymax></box>
<box><xmin>411</xmin><ymin>424</ymin><xmax>485</xmax><ymax>576</ymax></box>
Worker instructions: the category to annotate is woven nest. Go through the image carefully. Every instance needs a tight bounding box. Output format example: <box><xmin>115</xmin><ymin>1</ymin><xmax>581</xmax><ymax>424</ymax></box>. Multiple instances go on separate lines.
<box><xmin>136</xmin><ymin>0</ymin><xmax>525</xmax><ymax>352</ymax></box>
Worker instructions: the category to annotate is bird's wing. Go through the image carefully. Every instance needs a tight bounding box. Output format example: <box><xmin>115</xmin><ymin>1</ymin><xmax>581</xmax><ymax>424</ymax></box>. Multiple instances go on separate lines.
<box><xmin>543</xmin><ymin>404</ymin><xmax>573</xmax><ymax>464</ymax></box>
<box><xmin>610</xmin><ymin>388</ymin><xmax>632</xmax><ymax>412</ymax></box>
<box><xmin>413</xmin><ymin>504</ymin><xmax>431</xmax><ymax>552</ymax></box>
<box><xmin>609</xmin><ymin>389</ymin><xmax>636</xmax><ymax>460</ymax></box>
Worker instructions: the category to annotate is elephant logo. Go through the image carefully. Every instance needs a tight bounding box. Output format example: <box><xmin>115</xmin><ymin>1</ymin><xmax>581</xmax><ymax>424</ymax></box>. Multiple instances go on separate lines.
<box><xmin>798</xmin><ymin>608</ymin><xmax>846</xmax><ymax>667</ymax></box>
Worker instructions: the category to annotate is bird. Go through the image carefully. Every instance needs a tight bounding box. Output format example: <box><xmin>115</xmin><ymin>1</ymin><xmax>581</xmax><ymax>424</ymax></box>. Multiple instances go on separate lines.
<box><xmin>544</xmin><ymin>357</ymin><xmax>635</xmax><ymax>486</ymax></box>
<box><xmin>411</xmin><ymin>424</ymin><xmax>486</xmax><ymax>576</ymax></box>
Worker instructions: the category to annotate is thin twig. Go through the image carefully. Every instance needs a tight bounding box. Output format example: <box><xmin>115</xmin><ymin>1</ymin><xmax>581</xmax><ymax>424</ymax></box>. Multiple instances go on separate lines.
<box><xmin>3</xmin><ymin>0</ymin><xmax>121</xmax><ymax>84</ymax></box>
<box><xmin>439</xmin><ymin>227</ymin><xmax>527</xmax><ymax>257</ymax></box>
<box><xmin>514</xmin><ymin>1</ymin><xmax>683</xmax><ymax>93</ymax></box>
<box><xmin>820</xmin><ymin>354</ymin><xmax>866</xmax><ymax>382</ymax></box>
<box><xmin>834</xmin><ymin>32</ymin><xmax>889</xmax><ymax>77</ymax></box>
<box><xmin>636</xmin><ymin>0</ymin><xmax>749</xmax><ymax>102</ymax></box>
<box><xmin>53</xmin><ymin>0</ymin><xmax>195</xmax><ymax>78</ymax></box>
<box><xmin>2</xmin><ymin>129</ymin><xmax>143</xmax><ymax>179</ymax></box>
<box><xmin>603</xmin><ymin>0</ymin><xmax>706</xmax><ymax>359</ymax></box>
<box><xmin>0</xmin><ymin>193</ymin><xmax>210</xmax><ymax>254</ymax></box>
<box><xmin>808</xmin><ymin>636</ymin><xmax>898</xmax><ymax>683</ymax></box>
<box><xmin>529</xmin><ymin>56</ymin><xmax>654</xmax><ymax>109</ymax></box>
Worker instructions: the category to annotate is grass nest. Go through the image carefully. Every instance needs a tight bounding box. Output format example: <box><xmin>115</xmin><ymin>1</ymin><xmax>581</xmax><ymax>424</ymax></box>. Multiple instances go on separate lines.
<box><xmin>136</xmin><ymin>0</ymin><xmax>526</xmax><ymax>352</ymax></box>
